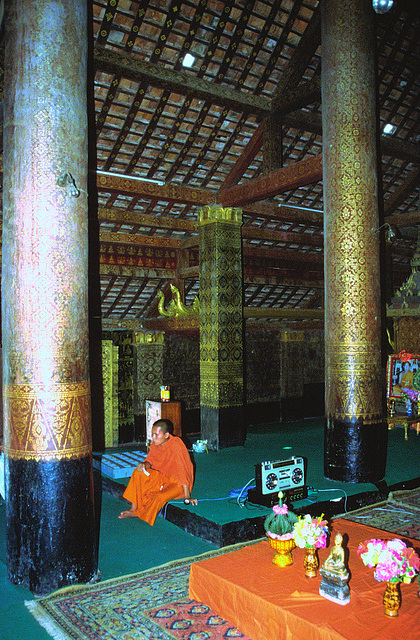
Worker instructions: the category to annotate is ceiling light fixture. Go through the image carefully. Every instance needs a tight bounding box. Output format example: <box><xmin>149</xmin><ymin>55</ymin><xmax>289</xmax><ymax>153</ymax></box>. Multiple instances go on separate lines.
<box><xmin>96</xmin><ymin>170</ymin><xmax>165</xmax><ymax>186</ymax></box>
<box><xmin>182</xmin><ymin>53</ymin><xmax>195</xmax><ymax>68</ymax></box>
<box><xmin>372</xmin><ymin>222</ymin><xmax>397</xmax><ymax>243</ymax></box>
<box><xmin>372</xmin><ymin>0</ymin><xmax>393</xmax><ymax>14</ymax></box>
<box><xmin>56</xmin><ymin>172</ymin><xmax>80</xmax><ymax>197</ymax></box>
<box><xmin>383</xmin><ymin>123</ymin><xmax>397</xmax><ymax>135</ymax></box>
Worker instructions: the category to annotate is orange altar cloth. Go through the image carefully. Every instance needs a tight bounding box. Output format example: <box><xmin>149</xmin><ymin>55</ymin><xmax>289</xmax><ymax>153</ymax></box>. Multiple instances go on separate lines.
<box><xmin>189</xmin><ymin>518</ymin><xmax>420</xmax><ymax>640</ymax></box>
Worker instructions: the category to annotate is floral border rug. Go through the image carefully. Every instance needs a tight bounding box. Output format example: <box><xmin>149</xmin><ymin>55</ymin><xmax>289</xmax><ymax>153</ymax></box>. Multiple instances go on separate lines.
<box><xmin>339</xmin><ymin>486</ymin><xmax>420</xmax><ymax>541</ymax></box>
<box><xmin>26</xmin><ymin>540</ymin><xmax>257</xmax><ymax>640</ymax></box>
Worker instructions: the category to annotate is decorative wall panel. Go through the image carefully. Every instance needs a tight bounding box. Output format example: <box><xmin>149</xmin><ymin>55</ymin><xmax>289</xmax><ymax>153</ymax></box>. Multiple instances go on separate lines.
<box><xmin>103</xmin><ymin>330</ymin><xmax>134</xmax><ymax>443</ymax></box>
<box><xmin>133</xmin><ymin>331</ymin><xmax>165</xmax><ymax>415</ymax></box>
<box><xmin>102</xmin><ymin>340</ymin><xmax>119</xmax><ymax>448</ymax></box>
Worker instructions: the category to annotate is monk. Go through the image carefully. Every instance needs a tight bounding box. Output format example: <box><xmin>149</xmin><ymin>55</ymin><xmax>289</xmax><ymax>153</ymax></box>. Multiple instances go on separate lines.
<box><xmin>118</xmin><ymin>419</ymin><xmax>197</xmax><ymax>524</ymax></box>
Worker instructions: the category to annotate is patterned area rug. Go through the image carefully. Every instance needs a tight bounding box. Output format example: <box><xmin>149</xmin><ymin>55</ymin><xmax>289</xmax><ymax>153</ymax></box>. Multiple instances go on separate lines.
<box><xmin>26</xmin><ymin>541</ymin><xmax>256</xmax><ymax>640</ymax></box>
<box><xmin>339</xmin><ymin>486</ymin><xmax>420</xmax><ymax>540</ymax></box>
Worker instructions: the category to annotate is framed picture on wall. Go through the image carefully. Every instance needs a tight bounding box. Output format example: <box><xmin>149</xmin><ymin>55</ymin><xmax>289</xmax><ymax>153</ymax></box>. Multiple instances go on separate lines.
<box><xmin>386</xmin><ymin>352</ymin><xmax>420</xmax><ymax>400</ymax></box>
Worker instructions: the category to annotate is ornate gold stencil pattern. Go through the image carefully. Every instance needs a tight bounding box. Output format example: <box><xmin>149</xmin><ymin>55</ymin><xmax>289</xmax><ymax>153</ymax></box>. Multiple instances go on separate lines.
<box><xmin>198</xmin><ymin>206</ymin><xmax>244</xmax><ymax>408</ymax></box>
<box><xmin>322</xmin><ymin>0</ymin><xmax>382</xmax><ymax>421</ymax></box>
<box><xmin>5</xmin><ymin>381</ymin><xmax>92</xmax><ymax>461</ymax></box>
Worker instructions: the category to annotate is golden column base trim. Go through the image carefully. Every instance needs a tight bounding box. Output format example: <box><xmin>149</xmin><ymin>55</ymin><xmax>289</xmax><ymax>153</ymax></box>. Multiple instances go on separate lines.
<box><xmin>5</xmin><ymin>381</ymin><xmax>92</xmax><ymax>461</ymax></box>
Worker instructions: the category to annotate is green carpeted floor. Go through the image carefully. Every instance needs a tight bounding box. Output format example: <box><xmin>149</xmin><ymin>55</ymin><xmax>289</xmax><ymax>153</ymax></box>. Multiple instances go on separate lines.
<box><xmin>115</xmin><ymin>418</ymin><xmax>420</xmax><ymax>526</ymax></box>
<box><xmin>1</xmin><ymin>417</ymin><xmax>419</xmax><ymax>640</ymax></box>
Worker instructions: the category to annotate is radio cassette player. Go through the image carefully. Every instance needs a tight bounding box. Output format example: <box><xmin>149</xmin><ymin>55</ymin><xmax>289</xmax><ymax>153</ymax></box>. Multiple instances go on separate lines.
<box><xmin>255</xmin><ymin>456</ymin><xmax>306</xmax><ymax>495</ymax></box>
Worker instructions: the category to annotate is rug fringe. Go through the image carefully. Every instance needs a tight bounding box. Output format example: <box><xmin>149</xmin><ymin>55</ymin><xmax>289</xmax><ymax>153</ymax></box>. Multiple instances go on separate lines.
<box><xmin>25</xmin><ymin>600</ymin><xmax>71</xmax><ymax>640</ymax></box>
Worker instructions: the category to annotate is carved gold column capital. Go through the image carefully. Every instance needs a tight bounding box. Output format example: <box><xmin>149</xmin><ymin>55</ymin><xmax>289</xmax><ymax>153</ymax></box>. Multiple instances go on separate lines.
<box><xmin>198</xmin><ymin>205</ymin><xmax>243</xmax><ymax>226</ymax></box>
<box><xmin>133</xmin><ymin>330</ymin><xmax>165</xmax><ymax>345</ymax></box>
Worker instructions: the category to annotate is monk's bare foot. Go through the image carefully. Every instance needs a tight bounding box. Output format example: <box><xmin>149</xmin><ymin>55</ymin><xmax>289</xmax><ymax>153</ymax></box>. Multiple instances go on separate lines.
<box><xmin>118</xmin><ymin>509</ymin><xmax>136</xmax><ymax>519</ymax></box>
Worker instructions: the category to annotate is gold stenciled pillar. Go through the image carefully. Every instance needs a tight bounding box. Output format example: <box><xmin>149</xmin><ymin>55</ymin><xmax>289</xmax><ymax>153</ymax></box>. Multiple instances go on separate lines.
<box><xmin>198</xmin><ymin>206</ymin><xmax>245</xmax><ymax>449</ymax></box>
<box><xmin>322</xmin><ymin>0</ymin><xmax>386</xmax><ymax>482</ymax></box>
<box><xmin>102</xmin><ymin>340</ymin><xmax>119</xmax><ymax>448</ymax></box>
<box><xmin>2</xmin><ymin>0</ymin><xmax>97</xmax><ymax>595</ymax></box>
<box><xmin>133</xmin><ymin>330</ymin><xmax>165</xmax><ymax>441</ymax></box>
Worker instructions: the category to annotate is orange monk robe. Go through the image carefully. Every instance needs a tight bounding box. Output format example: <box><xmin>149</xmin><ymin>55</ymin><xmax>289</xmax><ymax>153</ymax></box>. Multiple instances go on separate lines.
<box><xmin>122</xmin><ymin>434</ymin><xmax>194</xmax><ymax>525</ymax></box>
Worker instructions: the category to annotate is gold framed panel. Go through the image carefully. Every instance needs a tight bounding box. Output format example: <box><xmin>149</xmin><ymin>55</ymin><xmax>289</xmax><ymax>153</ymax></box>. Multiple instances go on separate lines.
<box><xmin>386</xmin><ymin>352</ymin><xmax>420</xmax><ymax>400</ymax></box>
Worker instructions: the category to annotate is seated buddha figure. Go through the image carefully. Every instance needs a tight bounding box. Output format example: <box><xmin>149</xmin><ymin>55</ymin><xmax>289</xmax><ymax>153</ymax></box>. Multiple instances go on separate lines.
<box><xmin>319</xmin><ymin>533</ymin><xmax>350</xmax><ymax>605</ymax></box>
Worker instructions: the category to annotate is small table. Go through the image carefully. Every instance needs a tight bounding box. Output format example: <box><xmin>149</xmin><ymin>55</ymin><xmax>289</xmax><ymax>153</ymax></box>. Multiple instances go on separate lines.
<box><xmin>145</xmin><ymin>400</ymin><xmax>182</xmax><ymax>442</ymax></box>
<box><xmin>387</xmin><ymin>413</ymin><xmax>420</xmax><ymax>440</ymax></box>
<box><xmin>189</xmin><ymin>519</ymin><xmax>420</xmax><ymax>640</ymax></box>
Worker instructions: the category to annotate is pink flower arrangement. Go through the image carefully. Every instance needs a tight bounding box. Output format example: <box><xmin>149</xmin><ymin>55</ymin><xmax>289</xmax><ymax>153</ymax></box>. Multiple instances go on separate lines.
<box><xmin>292</xmin><ymin>514</ymin><xmax>329</xmax><ymax>549</ymax></box>
<box><xmin>357</xmin><ymin>538</ymin><xmax>420</xmax><ymax>583</ymax></box>
<box><xmin>401</xmin><ymin>388</ymin><xmax>418</xmax><ymax>402</ymax></box>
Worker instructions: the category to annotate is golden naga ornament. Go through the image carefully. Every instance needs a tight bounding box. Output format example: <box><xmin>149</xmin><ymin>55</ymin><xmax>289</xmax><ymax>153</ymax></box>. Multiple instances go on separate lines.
<box><xmin>157</xmin><ymin>284</ymin><xmax>199</xmax><ymax>318</ymax></box>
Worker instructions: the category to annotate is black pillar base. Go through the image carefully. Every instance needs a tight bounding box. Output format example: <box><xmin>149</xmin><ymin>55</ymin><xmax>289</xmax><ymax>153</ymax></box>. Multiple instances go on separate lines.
<box><xmin>201</xmin><ymin>405</ymin><xmax>246</xmax><ymax>449</ymax></box>
<box><xmin>6</xmin><ymin>456</ymin><xmax>98</xmax><ymax>596</ymax></box>
<box><xmin>324</xmin><ymin>416</ymin><xmax>388</xmax><ymax>483</ymax></box>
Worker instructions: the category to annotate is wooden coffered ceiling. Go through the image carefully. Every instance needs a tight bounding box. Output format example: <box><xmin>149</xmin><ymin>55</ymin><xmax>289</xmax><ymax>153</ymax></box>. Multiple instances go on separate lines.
<box><xmin>5</xmin><ymin>1</ymin><xmax>420</xmax><ymax>330</ymax></box>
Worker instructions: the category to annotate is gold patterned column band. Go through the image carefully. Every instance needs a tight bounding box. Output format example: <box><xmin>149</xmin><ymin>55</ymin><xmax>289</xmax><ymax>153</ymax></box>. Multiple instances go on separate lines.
<box><xmin>5</xmin><ymin>382</ymin><xmax>92</xmax><ymax>461</ymax></box>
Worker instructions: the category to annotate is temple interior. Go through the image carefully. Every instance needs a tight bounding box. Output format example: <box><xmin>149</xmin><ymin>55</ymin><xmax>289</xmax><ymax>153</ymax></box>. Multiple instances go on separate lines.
<box><xmin>0</xmin><ymin>0</ymin><xmax>419</xmax><ymax>638</ymax></box>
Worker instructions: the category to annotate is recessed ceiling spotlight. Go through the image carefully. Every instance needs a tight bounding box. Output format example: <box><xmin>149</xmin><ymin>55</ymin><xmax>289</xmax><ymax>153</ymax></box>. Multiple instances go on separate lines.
<box><xmin>182</xmin><ymin>53</ymin><xmax>195</xmax><ymax>68</ymax></box>
<box><xmin>383</xmin><ymin>123</ymin><xmax>396</xmax><ymax>135</ymax></box>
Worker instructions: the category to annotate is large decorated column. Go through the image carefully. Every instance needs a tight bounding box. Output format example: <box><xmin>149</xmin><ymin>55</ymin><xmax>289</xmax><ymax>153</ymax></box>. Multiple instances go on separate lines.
<box><xmin>198</xmin><ymin>206</ymin><xmax>245</xmax><ymax>449</ymax></box>
<box><xmin>322</xmin><ymin>0</ymin><xmax>386</xmax><ymax>482</ymax></box>
<box><xmin>2</xmin><ymin>0</ymin><xmax>97</xmax><ymax>594</ymax></box>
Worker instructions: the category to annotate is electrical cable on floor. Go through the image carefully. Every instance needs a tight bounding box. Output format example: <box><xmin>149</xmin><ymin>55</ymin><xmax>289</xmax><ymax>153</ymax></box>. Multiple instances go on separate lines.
<box><xmin>306</xmin><ymin>488</ymin><xmax>349</xmax><ymax>513</ymax></box>
<box><xmin>232</xmin><ymin>478</ymin><xmax>256</xmax><ymax>508</ymax></box>
<box><xmin>163</xmin><ymin>478</ymin><xmax>259</xmax><ymax>515</ymax></box>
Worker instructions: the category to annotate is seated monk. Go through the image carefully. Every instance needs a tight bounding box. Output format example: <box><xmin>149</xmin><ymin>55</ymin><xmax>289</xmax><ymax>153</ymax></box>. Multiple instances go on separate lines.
<box><xmin>118</xmin><ymin>418</ymin><xmax>197</xmax><ymax>524</ymax></box>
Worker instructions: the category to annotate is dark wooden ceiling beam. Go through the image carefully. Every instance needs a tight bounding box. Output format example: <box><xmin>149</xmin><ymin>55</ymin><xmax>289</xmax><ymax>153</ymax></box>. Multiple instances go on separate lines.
<box><xmin>242</xmin><ymin>226</ymin><xmax>322</xmax><ymax>247</ymax></box>
<box><xmin>242</xmin><ymin>243</ymin><xmax>323</xmax><ymax>264</ymax></box>
<box><xmin>181</xmin><ymin>224</ymin><xmax>323</xmax><ymax>249</ymax></box>
<box><xmin>283</xmin><ymin>111</ymin><xmax>420</xmax><ymax>163</ymax></box>
<box><xmin>384</xmin><ymin>167</ymin><xmax>420</xmax><ymax>216</ymax></box>
<box><xmin>264</xmin><ymin>8</ymin><xmax>321</xmax><ymax>174</ymax></box>
<box><xmin>220</xmin><ymin>125</ymin><xmax>263</xmax><ymax>189</ymax></box>
<box><xmin>219</xmin><ymin>154</ymin><xmax>323</xmax><ymax>206</ymax></box>
<box><xmin>271</xmin><ymin>9</ymin><xmax>321</xmax><ymax>105</ymax></box>
<box><xmin>224</xmin><ymin>9</ymin><xmax>322</xmax><ymax>185</ymax></box>
<box><xmin>94</xmin><ymin>44</ymin><xmax>270</xmax><ymax>117</ymax></box>
<box><xmin>97</xmin><ymin>200</ymin><xmax>324</xmax><ymax>231</ymax></box>
<box><xmin>385</xmin><ymin>209</ymin><xmax>420</xmax><ymax>227</ymax></box>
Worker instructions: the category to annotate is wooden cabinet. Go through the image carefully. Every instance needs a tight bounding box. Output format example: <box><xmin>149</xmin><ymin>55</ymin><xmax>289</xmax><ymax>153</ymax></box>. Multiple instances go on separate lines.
<box><xmin>145</xmin><ymin>400</ymin><xmax>182</xmax><ymax>442</ymax></box>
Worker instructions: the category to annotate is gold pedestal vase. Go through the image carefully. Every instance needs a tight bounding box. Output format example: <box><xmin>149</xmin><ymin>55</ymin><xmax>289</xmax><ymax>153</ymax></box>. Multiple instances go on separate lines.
<box><xmin>383</xmin><ymin>581</ymin><xmax>401</xmax><ymax>617</ymax></box>
<box><xmin>267</xmin><ymin>535</ymin><xmax>296</xmax><ymax>567</ymax></box>
<box><xmin>304</xmin><ymin>547</ymin><xmax>319</xmax><ymax>578</ymax></box>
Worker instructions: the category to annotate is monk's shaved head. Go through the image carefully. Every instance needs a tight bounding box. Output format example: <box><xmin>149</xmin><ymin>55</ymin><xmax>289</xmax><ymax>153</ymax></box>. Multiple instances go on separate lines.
<box><xmin>153</xmin><ymin>419</ymin><xmax>172</xmax><ymax>434</ymax></box>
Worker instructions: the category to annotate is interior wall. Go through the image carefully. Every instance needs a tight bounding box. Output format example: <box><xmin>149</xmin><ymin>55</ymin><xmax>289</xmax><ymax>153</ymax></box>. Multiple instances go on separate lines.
<box><xmin>100</xmin><ymin>327</ymin><xmax>325</xmax><ymax>445</ymax></box>
<box><xmin>394</xmin><ymin>317</ymin><xmax>420</xmax><ymax>354</ymax></box>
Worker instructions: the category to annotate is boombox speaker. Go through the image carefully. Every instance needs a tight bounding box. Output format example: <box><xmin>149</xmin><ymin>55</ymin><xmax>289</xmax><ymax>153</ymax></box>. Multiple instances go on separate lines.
<box><xmin>248</xmin><ymin>456</ymin><xmax>308</xmax><ymax>506</ymax></box>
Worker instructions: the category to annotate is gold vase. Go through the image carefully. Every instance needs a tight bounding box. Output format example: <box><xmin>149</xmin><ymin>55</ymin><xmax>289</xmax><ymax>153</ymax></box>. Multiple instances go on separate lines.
<box><xmin>267</xmin><ymin>535</ymin><xmax>296</xmax><ymax>567</ymax></box>
<box><xmin>303</xmin><ymin>546</ymin><xmax>318</xmax><ymax>578</ymax></box>
<box><xmin>383</xmin><ymin>580</ymin><xmax>401</xmax><ymax>617</ymax></box>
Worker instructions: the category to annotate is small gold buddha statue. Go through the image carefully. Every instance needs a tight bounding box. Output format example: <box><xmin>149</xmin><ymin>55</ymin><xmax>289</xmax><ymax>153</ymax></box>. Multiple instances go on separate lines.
<box><xmin>319</xmin><ymin>533</ymin><xmax>350</xmax><ymax>605</ymax></box>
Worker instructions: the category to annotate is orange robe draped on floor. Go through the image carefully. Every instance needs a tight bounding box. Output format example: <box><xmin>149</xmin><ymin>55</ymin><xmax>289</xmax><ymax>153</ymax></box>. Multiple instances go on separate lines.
<box><xmin>122</xmin><ymin>434</ymin><xmax>194</xmax><ymax>525</ymax></box>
